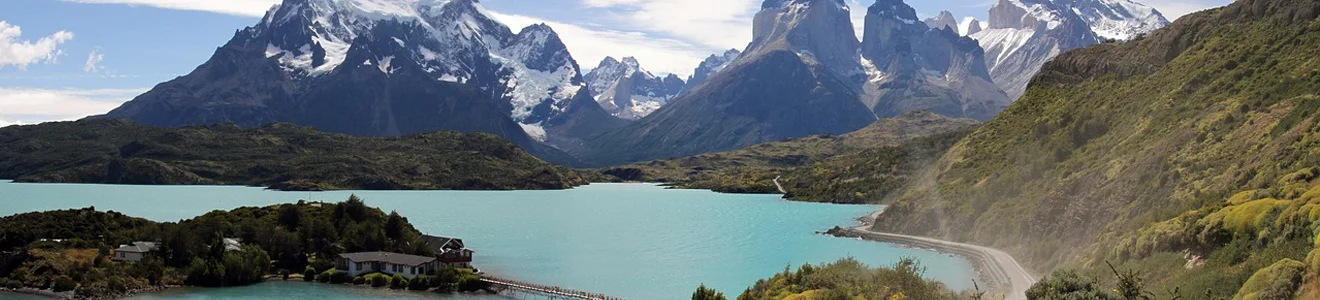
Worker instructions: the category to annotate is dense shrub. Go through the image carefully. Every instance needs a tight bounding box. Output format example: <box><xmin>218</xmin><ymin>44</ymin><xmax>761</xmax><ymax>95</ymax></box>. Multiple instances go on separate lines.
<box><xmin>315</xmin><ymin>270</ymin><xmax>330</xmax><ymax>283</ymax></box>
<box><xmin>432</xmin><ymin>266</ymin><xmax>459</xmax><ymax>288</ymax></box>
<box><xmin>329</xmin><ymin>271</ymin><xmax>350</xmax><ymax>284</ymax></box>
<box><xmin>1025</xmin><ymin>270</ymin><xmax>1120</xmax><ymax>300</ymax></box>
<box><xmin>691</xmin><ymin>284</ymin><xmax>725</xmax><ymax>300</ymax></box>
<box><xmin>352</xmin><ymin>276</ymin><xmax>365</xmax><ymax>285</ymax></box>
<box><xmin>52</xmin><ymin>275</ymin><xmax>77</xmax><ymax>292</ymax></box>
<box><xmin>1234</xmin><ymin>259</ymin><xmax>1307</xmax><ymax>299</ymax></box>
<box><xmin>1307</xmin><ymin>249</ymin><xmax>1320</xmax><ymax>273</ymax></box>
<box><xmin>303</xmin><ymin>266</ymin><xmax>316</xmax><ymax>282</ymax></box>
<box><xmin>389</xmin><ymin>274</ymin><xmax>408</xmax><ymax>289</ymax></box>
<box><xmin>369</xmin><ymin>274</ymin><xmax>388</xmax><ymax>287</ymax></box>
<box><xmin>456</xmin><ymin>274</ymin><xmax>487</xmax><ymax>292</ymax></box>
<box><xmin>408</xmin><ymin>275</ymin><xmax>429</xmax><ymax>290</ymax></box>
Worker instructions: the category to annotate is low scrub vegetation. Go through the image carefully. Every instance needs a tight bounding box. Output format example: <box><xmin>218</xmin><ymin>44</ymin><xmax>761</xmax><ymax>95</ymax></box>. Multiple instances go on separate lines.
<box><xmin>599</xmin><ymin>111</ymin><xmax>978</xmax><ymax>202</ymax></box>
<box><xmin>700</xmin><ymin>257</ymin><xmax>978</xmax><ymax>300</ymax></box>
<box><xmin>0</xmin><ymin>119</ymin><xmax>586</xmax><ymax>190</ymax></box>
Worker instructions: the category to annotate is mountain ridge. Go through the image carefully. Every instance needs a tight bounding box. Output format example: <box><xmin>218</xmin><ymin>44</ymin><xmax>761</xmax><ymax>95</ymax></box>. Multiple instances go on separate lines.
<box><xmin>97</xmin><ymin>0</ymin><xmax>617</xmax><ymax>166</ymax></box>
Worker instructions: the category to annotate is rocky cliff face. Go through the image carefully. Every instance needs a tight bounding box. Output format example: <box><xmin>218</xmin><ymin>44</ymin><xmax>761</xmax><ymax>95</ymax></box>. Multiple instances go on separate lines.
<box><xmin>584</xmin><ymin>57</ymin><xmax>685</xmax><ymax>120</ymax></box>
<box><xmin>970</xmin><ymin>0</ymin><xmax>1168</xmax><ymax>100</ymax></box>
<box><xmin>749</xmin><ymin>0</ymin><xmax>864</xmax><ymax>78</ymax></box>
<box><xmin>961</xmin><ymin>18</ymin><xmax>984</xmax><ymax>35</ymax></box>
<box><xmin>577</xmin><ymin>0</ymin><xmax>877</xmax><ymax>166</ymax></box>
<box><xmin>682</xmin><ymin>49</ymin><xmax>741</xmax><ymax>94</ymax></box>
<box><xmin>859</xmin><ymin>0</ymin><xmax>1011</xmax><ymax>121</ymax></box>
<box><xmin>924</xmin><ymin>11</ymin><xmax>959</xmax><ymax>32</ymax></box>
<box><xmin>99</xmin><ymin>0</ymin><xmax>620</xmax><ymax>165</ymax></box>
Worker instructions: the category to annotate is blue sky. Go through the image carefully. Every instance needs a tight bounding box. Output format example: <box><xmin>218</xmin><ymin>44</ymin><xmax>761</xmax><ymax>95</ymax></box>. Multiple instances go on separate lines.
<box><xmin>0</xmin><ymin>0</ymin><xmax>1229</xmax><ymax>126</ymax></box>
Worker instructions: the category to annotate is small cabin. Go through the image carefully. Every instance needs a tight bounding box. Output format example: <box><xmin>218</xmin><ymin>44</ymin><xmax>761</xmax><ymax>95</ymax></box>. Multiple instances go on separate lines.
<box><xmin>112</xmin><ymin>242</ymin><xmax>158</xmax><ymax>262</ymax></box>
<box><xmin>420</xmin><ymin>235</ymin><xmax>474</xmax><ymax>269</ymax></box>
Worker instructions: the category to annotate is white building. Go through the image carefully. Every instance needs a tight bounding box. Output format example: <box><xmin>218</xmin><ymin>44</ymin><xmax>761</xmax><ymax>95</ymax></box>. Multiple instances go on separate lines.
<box><xmin>112</xmin><ymin>242</ymin><xmax>158</xmax><ymax>262</ymax></box>
<box><xmin>335</xmin><ymin>252</ymin><xmax>439</xmax><ymax>279</ymax></box>
<box><xmin>223</xmin><ymin>238</ymin><xmax>242</xmax><ymax>251</ymax></box>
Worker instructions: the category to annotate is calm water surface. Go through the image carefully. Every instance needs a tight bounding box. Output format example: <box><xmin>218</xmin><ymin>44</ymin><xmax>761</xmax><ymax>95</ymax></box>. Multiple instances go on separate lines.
<box><xmin>0</xmin><ymin>181</ymin><xmax>973</xmax><ymax>299</ymax></box>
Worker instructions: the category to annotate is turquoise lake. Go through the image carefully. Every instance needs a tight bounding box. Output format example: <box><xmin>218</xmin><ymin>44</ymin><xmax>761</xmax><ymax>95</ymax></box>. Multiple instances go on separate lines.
<box><xmin>0</xmin><ymin>181</ymin><xmax>974</xmax><ymax>299</ymax></box>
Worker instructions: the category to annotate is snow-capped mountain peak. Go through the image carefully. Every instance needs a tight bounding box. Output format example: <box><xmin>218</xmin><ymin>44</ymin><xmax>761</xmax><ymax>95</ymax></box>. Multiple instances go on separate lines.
<box><xmin>973</xmin><ymin>0</ymin><xmax>1163</xmax><ymax>100</ymax></box>
<box><xmin>683</xmin><ymin>49</ymin><xmax>741</xmax><ymax>93</ymax></box>
<box><xmin>251</xmin><ymin>0</ymin><xmax>595</xmax><ymax>140</ymax></box>
<box><xmin>585</xmin><ymin>56</ymin><xmax>684</xmax><ymax>120</ymax></box>
<box><xmin>960</xmin><ymin>17</ymin><xmax>983</xmax><ymax>35</ymax></box>
<box><xmin>1062</xmin><ymin>0</ymin><xmax>1169</xmax><ymax>40</ymax></box>
<box><xmin>924</xmin><ymin>11</ymin><xmax>958</xmax><ymax>31</ymax></box>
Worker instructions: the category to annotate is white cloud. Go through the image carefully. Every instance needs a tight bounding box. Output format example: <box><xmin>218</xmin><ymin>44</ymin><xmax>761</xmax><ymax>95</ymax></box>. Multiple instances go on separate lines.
<box><xmin>0</xmin><ymin>87</ymin><xmax>147</xmax><ymax>124</ymax></box>
<box><xmin>83</xmin><ymin>47</ymin><xmax>105</xmax><ymax>73</ymax></box>
<box><xmin>61</xmin><ymin>0</ymin><xmax>277</xmax><ymax>17</ymax></box>
<box><xmin>577</xmin><ymin>0</ymin><xmax>759</xmax><ymax>52</ymax></box>
<box><xmin>0</xmin><ymin>117</ymin><xmax>15</xmax><ymax>127</ymax></box>
<box><xmin>1141</xmin><ymin>0</ymin><xmax>1232</xmax><ymax>21</ymax></box>
<box><xmin>0</xmin><ymin>21</ymin><xmax>75</xmax><ymax>71</ymax></box>
<box><xmin>490</xmin><ymin>11</ymin><xmax>712</xmax><ymax>77</ymax></box>
<box><xmin>581</xmin><ymin>0</ymin><xmax>645</xmax><ymax>7</ymax></box>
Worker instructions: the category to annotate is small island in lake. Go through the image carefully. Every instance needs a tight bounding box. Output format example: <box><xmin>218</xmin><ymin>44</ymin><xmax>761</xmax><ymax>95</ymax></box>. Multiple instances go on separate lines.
<box><xmin>0</xmin><ymin>195</ymin><xmax>486</xmax><ymax>299</ymax></box>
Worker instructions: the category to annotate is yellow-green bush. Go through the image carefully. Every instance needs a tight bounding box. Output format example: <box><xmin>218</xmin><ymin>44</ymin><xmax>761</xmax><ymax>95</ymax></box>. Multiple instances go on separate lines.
<box><xmin>1224</xmin><ymin>199</ymin><xmax>1290</xmax><ymax>234</ymax></box>
<box><xmin>1228</xmin><ymin>190</ymin><xmax>1261</xmax><ymax>205</ymax></box>
<box><xmin>1233</xmin><ymin>258</ymin><xmax>1306</xmax><ymax>300</ymax></box>
<box><xmin>1306</xmin><ymin>249</ymin><xmax>1320</xmax><ymax>273</ymax></box>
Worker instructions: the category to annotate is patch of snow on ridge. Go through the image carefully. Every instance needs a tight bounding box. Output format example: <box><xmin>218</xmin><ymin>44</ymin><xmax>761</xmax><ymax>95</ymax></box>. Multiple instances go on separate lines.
<box><xmin>970</xmin><ymin>28</ymin><xmax>1036</xmax><ymax>67</ymax></box>
<box><xmin>491</xmin><ymin>54</ymin><xmax>583</xmax><ymax>122</ymax></box>
<box><xmin>1008</xmin><ymin>0</ymin><xmax>1063</xmax><ymax>30</ymax></box>
<box><xmin>519</xmin><ymin>122</ymin><xmax>548</xmax><ymax>142</ymax></box>
<box><xmin>860</xmin><ymin>57</ymin><xmax>886</xmax><ymax>82</ymax></box>
<box><xmin>627</xmin><ymin>97</ymin><xmax>665</xmax><ymax>119</ymax></box>
<box><xmin>376</xmin><ymin>56</ymin><xmax>396</xmax><ymax>75</ymax></box>
<box><xmin>265</xmin><ymin>44</ymin><xmax>283</xmax><ymax>58</ymax></box>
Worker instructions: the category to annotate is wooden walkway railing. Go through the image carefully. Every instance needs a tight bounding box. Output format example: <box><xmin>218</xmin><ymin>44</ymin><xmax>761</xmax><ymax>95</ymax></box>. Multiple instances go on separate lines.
<box><xmin>480</xmin><ymin>276</ymin><xmax>625</xmax><ymax>300</ymax></box>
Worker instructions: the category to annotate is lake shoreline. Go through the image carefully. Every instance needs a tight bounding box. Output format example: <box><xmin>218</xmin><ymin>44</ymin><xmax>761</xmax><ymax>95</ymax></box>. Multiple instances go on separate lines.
<box><xmin>0</xmin><ymin>285</ymin><xmax>175</xmax><ymax>300</ymax></box>
<box><xmin>824</xmin><ymin>209</ymin><xmax>1036</xmax><ymax>300</ymax></box>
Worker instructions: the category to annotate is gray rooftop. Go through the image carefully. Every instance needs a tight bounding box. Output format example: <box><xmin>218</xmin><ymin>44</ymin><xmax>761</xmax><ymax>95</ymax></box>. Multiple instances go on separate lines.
<box><xmin>339</xmin><ymin>252</ymin><xmax>436</xmax><ymax>266</ymax></box>
<box><xmin>114</xmin><ymin>241</ymin><xmax>158</xmax><ymax>253</ymax></box>
<box><xmin>420</xmin><ymin>235</ymin><xmax>466</xmax><ymax>252</ymax></box>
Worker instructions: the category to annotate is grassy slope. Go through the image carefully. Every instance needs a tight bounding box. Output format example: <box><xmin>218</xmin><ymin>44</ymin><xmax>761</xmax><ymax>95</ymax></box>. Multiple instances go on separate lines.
<box><xmin>0</xmin><ymin>119</ymin><xmax>587</xmax><ymax>190</ymax></box>
<box><xmin>731</xmin><ymin>258</ymin><xmax>972</xmax><ymax>300</ymax></box>
<box><xmin>873</xmin><ymin>0</ymin><xmax>1320</xmax><ymax>276</ymax></box>
<box><xmin>597</xmin><ymin>112</ymin><xmax>978</xmax><ymax>198</ymax></box>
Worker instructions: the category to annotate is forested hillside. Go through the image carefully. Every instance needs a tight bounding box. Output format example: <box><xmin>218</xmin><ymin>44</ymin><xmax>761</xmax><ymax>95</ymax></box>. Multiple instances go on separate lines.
<box><xmin>0</xmin><ymin>119</ymin><xmax>586</xmax><ymax>190</ymax></box>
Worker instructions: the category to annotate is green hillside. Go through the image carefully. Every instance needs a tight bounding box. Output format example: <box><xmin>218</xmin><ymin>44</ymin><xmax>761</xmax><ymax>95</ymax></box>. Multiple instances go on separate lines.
<box><xmin>869</xmin><ymin>0</ymin><xmax>1320</xmax><ymax>296</ymax></box>
<box><xmin>0</xmin><ymin>119</ymin><xmax>586</xmax><ymax>190</ymax></box>
<box><xmin>598</xmin><ymin>112</ymin><xmax>977</xmax><ymax>197</ymax></box>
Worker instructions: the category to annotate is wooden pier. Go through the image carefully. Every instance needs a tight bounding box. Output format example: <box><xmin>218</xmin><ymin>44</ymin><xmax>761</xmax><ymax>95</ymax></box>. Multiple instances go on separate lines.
<box><xmin>481</xmin><ymin>276</ymin><xmax>625</xmax><ymax>300</ymax></box>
